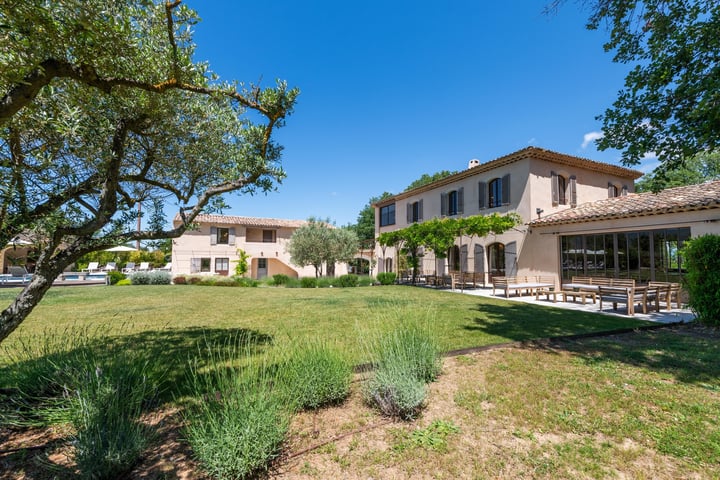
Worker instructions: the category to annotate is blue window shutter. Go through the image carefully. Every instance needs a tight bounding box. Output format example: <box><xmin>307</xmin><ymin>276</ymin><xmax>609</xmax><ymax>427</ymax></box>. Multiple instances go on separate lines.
<box><xmin>478</xmin><ymin>182</ymin><xmax>486</xmax><ymax>209</ymax></box>
<box><xmin>210</xmin><ymin>226</ymin><xmax>217</xmax><ymax>245</ymax></box>
<box><xmin>407</xmin><ymin>203</ymin><xmax>412</xmax><ymax>223</ymax></box>
<box><xmin>458</xmin><ymin>187</ymin><xmax>464</xmax><ymax>214</ymax></box>
<box><xmin>441</xmin><ymin>192</ymin><xmax>448</xmax><ymax>216</ymax></box>
<box><xmin>419</xmin><ymin>199</ymin><xmax>423</xmax><ymax>221</ymax></box>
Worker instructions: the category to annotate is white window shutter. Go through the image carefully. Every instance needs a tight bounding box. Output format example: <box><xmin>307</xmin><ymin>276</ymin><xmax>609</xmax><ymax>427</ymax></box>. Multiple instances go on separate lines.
<box><xmin>569</xmin><ymin>176</ymin><xmax>577</xmax><ymax>207</ymax></box>
<box><xmin>229</xmin><ymin>227</ymin><xmax>236</xmax><ymax>245</ymax></box>
<box><xmin>210</xmin><ymin>226</ymin><xmax>217</xmax><ymax>245</ymax></box>
<box><xmin>551</xmin><ymin>171</ymin><xmax>559</xmax><ymax>206</ymax></box>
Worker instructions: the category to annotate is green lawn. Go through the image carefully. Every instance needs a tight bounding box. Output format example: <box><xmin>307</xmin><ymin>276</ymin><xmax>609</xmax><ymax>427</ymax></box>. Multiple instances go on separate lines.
<box><xmin>0</xmin><ymin>284</ymin><xmax>651</xmax><ymax>367</ymax></box>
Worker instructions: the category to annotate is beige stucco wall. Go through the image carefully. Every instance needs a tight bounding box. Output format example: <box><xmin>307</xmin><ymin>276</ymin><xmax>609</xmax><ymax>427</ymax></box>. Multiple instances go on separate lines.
<box><xmin>374</xmin><ymin>153</ymin><xmax>639</xmax><ymax>285</ymax></box>
<box><xmin>172</xmin><ymin>221</ymin><xmax>348</xmax><ymax>279</ymax></box>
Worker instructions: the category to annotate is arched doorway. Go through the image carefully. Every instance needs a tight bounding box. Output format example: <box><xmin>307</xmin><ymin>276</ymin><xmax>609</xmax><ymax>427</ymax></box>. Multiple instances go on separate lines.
<box><xmin>487</xmin><ymin>242</ymin><xmax>505</xmax><ymax>280</ymax></box>
<box><xmin>448</xmin><ymin>245</ymin><xmax>460</xmax><ymax>272</ymax></box>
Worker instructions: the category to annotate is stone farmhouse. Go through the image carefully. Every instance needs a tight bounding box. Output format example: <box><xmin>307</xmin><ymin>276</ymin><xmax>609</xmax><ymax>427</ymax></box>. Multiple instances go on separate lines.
<box><xmin>171</xmin><ymin>214</ymin><xmax>349</xmax><ymax>279</ymax></box>
<box><xmin>373</xmin><ymin>146</ymin><xmax>720</xmax><ymax>286</ymax></box>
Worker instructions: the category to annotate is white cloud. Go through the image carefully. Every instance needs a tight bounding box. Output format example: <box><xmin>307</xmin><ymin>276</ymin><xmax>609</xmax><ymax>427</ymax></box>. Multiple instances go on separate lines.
<box><xmin>581</xmin><ymin>131</ymin><xmax>603</xmax><ymax>149</ymax></box>
<box><xmin>527</xmin><ymin>137</ymin><xmax>537</xmax><ymax>145</ymax></box>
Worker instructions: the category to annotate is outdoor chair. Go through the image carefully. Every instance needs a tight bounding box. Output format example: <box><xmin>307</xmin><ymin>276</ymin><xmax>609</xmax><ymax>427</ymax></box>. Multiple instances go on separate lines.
<box><xmin>102</xmin><ymin>262</ymin><xmax>116</xmax><ymax>272</ymax></box>
<box><xmin>122</xmin><ymin>262</ymin><xmax>136</xmax><ymax>273</ymax></box>
<box><xmin>137</xmin><ymin>262</ymin><xmax>150</xmax><ymax>271</ymax></box>
<box><xmin>7</xmin><ymin>266</ymin><xmax>32</xmax><ymax>282</ymax></box>
<box><xmin>157</xmin><ymin>262</ymin><xmax>171</xmax><ymax>271</ymax></box>
<box><xmin>83</xmin><ymin>262</ymin><xmax>100</xmax><ymax>273</ymax></box>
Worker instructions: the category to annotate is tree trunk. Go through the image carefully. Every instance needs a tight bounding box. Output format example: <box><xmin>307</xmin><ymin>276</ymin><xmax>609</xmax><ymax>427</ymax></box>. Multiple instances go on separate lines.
<box><xmin>0</xmin><ymin>271</ymin><xmax>56</xmax><ymax>343</ymax></box>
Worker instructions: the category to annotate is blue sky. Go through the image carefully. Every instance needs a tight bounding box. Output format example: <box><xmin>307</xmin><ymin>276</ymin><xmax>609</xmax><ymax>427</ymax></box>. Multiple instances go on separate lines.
<box><xmin>189</xmin><ymin>1</ymin><xmax>655</xmax><ymax>226</ymax></box>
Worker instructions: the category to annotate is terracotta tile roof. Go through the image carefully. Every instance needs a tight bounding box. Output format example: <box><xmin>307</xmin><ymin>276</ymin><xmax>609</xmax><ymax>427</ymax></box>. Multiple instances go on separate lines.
<box><xmin>375</xmin><ymin>146</ymin><xmax>643</xmax><ymax>206</ymax></box>
<box><xmin>174</xmin><ymin>213</ymin><xmax>308</xmax><ymax>229</ymax></box>
<box><xmin>530</xmin><ymin>180</ymin><xmax>720</xmax><ymax>227</ymax></box>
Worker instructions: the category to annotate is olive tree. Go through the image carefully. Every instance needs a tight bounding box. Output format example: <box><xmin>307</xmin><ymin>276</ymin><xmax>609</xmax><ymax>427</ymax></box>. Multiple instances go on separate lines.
<box><xmin>287</xmin><ymin>218</ymin><xmax>358</xmax><ymax>278</ymax></box>
<box><xmin>0</xmin><ymin>0</ymin><xmax>299</xmax><ymax>343</ymax></box>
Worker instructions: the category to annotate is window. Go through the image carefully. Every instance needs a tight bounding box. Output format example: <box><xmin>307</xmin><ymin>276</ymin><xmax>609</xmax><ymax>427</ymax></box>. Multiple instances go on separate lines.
<box><xmin>484</xmin><ymin>174</ymin><xmax>511</xmax><ymax>208</ymax></box>
<box><xmin>210</xmin><ymin>226</ymin><xmax>235</xmax><ymax>245</ymax></box>
<box><xmin>216</xmin><ymin>227</ymin><xmax>229</xmax><ymax>244</ymax></box>
<box><xmin>557</xmin><ymin>175</ymin><xmax>567</xmax><ymax>205</ymax></box>
<box><xmin>489</xmin><ymin>178</ymin><xmax>502</xmax><ymax>208</ymax></box>
<box><xmin>407</xmin><ymin>200</ymin><xmax>423</xmax><ymax>223</ymax></box>
<box><xmin>441</xmin><ymin>188</ymin><xmax>463</xmax><ymax>216</ymax></box>
<box><xmin>608</xmin><ymin>183</ymin><xmax>619</xmax><ymax>198</ymax></box>
<box><xmin>215</xmin><ymin>257</ymin><xmax>229</xmax><ymax>275</ymax></box>
<box><xmin>262</xmin><ymin>230</ymin><xmax>276</xmax><ymax>243</ymax></box>
<box><xmin>448</xmin><ymin>190</ymin><xmax>459</xmax><ymax>215</ymax></box>
<box><xmin>190</xmin><ymin>257</ymin><xmax>211</xmax><ymax>273</ymax></box>
<box><xmin>552</xmin><ymin>172</ymin><xmax>576</xmax><ymax>207</ymax></box>
<box><xmin>608</xmin><ymin>183</ymin><xmax>628</xmax><ymax>198</ymax></box>
<box><xmin>488</xmin><ymin>243</ymin><xmax>505</xmax><ymax>277</ymax></box>
<box><xmin>380</xmin><ymin>204</ymin><xmax>396</xmax><ymax>226</ymax></box>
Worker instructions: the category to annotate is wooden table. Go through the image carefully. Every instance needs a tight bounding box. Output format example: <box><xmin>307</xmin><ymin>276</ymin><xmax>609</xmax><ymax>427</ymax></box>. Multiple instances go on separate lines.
<box><xmin>561</xmin><ymin>290</ymin><xmax>597</xmax><ymax>304</ymax></box>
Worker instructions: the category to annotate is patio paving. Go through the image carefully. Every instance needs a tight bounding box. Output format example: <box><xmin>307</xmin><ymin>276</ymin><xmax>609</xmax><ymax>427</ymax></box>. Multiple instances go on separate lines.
<box><xmin>448</xmin><ymin>286</ymin><xmax>695</xmax><ymax>324</ymax></box>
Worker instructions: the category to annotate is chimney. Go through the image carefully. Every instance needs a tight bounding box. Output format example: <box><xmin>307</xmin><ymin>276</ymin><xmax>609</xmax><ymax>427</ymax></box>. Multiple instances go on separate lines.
<box><xmin>468</xmin><ymin>158</ymin><xmax>480</xmax><ymax>169</ymax></box>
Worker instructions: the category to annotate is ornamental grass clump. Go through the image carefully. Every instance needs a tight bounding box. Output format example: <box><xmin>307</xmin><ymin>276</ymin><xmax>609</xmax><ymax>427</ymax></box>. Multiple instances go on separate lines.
<box><xmin>361</xmin><ymin>308</ymin><xmax>442</xmax><ymax>419</ymax></box>
<box><xmin>71</xmin><ymin>351</ymin><xmax>159</xmax><ymax>479</ymax></box>
<box><xmin>275</xmin><ymin>339</ymin><xmax>352</xmax><ymax>411</ymax></box>
<box><xmin>0</xmin><ymin>326</ymin><xmax>163</xmax><ymax>479</ymax></box>
<box><xmin>183</xmin><ymin>335</ymin><xmax>289</xmax><ymax>480</ymax></box>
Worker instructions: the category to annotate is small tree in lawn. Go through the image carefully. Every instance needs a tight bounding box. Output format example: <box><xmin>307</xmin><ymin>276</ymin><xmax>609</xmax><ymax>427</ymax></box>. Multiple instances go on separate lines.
<box><xmin>287</xmin><ymin>218</ymin><xmax>331</xmax><ymax>278</ymax></box>
<box><xmin>325</xmin><ymin>228</ymin><xmax>359</xmax><ymax>277</ymax></box>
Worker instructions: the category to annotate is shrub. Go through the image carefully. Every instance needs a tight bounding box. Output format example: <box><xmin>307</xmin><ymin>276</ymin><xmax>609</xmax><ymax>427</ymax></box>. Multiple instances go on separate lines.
<box><xmin>107</xmin><ymin>270</ymin><xmax>125</xmax><ymax>285</ymax></box>
<box><xmin>213</xmin><ymin>277</ymin><xmax>238</xmax><ymax>287</ymax></box>
<box><xmin>187</xmin><ymin>276</ymin><xmax>202</xmax><ymax>285</ymax></box>
<box><xmin>0</xmin><ymin>328</ymin><xmax>162</xmax><ymax>478</ymax></box>
<box><xmin>184</xmin><ymin>338</ymin><xmax>289</xmax><ymax>480</ymax></box>
<box><xmin>129</xmin><ymin>271</ymin><xmax>171</xmax><ymax>285</ymax></box>
<box><xmin>173</xmin><ymin>275</ymin><xmax>187</xmax><ymax>285</ymax></box>
<box><xmin>197</xmin><ymin>276</ymin><xmax>217</xmax><ymax>286</ymax></box>
<box><xmin>235</xmin><ymin>276</ymin><xmax>259</xmax><ymax>287</ymax></box>
<box><xmin>361</xmin><ymin>310</ymin><xmax>442</xmax><ymax>419</ymax></box>
<box><xmin>364</xmin><ymin>366</ymin><xmax>427</xmax><ymax>420</ymax></box>
<box><xmin>681</xmin><ymin>234</ymin><xmax>720</xmax><ymax>326</ymax></box>
<box><xmin>276</xmin><ymin>340</ymin><xmax>352</xmax><ymax>411</ymax></box>
<box><xmin>115</xmin><ymin>278</ymin><xmax>132</xmax><ymax>286</ymax></box>
<box><xmin>377</xmin><ymin>272</ymin><xmax>397</xmax><ymax>285</ymax></box>
<box><xmin>71</xmin><ymin>352</ymin><xmax>159</xmax><ymax>479</ymax></box>
<box><xmin>336</xmin><ymin>274</ymin><xmax>359</xmax><ymax>288</ymax></box>
<box><xmin>358</xmin><ymin>276</ymin><xmax>375</xmax><ymax>287</ymax></box>
<box><xmin>316</xmin><ymin>277</ymin><xmax>333</xmax><ymax>288</ymax></box>
<box><xmin>271</xmin><ymin>274</ymin><xmax>291</xmax><ymax>286</ymax></box>
<box><xmin>300</xmin><ymin>277</ymin><xmax>317</xmax><ymax>288</ymax></box>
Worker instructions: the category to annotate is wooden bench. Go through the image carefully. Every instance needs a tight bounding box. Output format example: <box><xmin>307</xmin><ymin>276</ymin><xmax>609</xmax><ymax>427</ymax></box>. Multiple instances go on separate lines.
<box><xmin>492</xmin><ymin>276</ymin><xmax>555</xmax><ymax>298</ymax></box>
<box><xmin>648</xmin><ymin>281</ymin><xmax>682</xmax><ymax>310</ymax></box>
